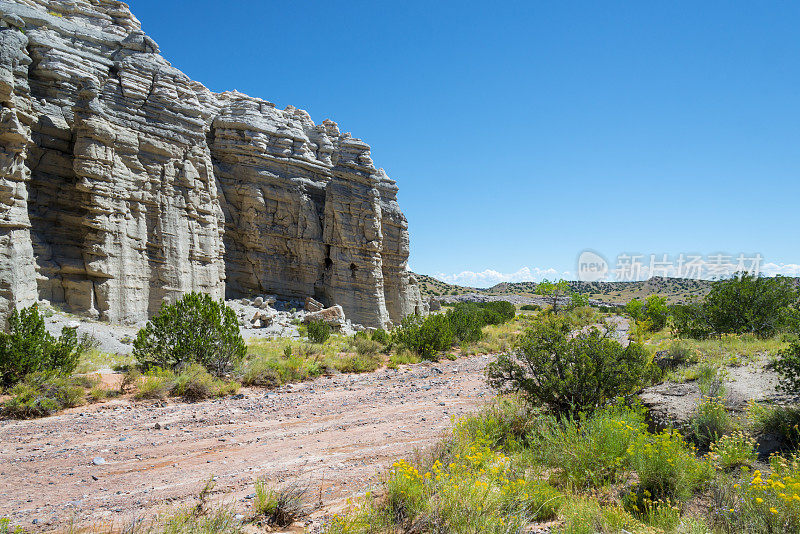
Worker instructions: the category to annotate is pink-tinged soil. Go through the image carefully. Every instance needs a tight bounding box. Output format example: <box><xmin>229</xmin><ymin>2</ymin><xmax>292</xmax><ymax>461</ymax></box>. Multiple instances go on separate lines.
<box><xmin>0</xmin><ymin>356</ymin><xmax>494</xmax><ymax>532</ymax></box>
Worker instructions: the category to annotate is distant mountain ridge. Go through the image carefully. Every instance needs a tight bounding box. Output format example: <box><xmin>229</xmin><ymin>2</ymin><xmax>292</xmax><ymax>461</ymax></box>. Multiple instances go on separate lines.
<box><xmin>415</xmin><ymin>274</ymin><xmax>800</xmax><ymax>305</ymax></box>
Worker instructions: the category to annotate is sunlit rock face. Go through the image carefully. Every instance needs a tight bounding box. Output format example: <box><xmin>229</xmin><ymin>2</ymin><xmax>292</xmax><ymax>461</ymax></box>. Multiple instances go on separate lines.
<box><xmin>0</xmin><ymin>0</ymin><xmax>425</xmax><ymax>328</ymax></box>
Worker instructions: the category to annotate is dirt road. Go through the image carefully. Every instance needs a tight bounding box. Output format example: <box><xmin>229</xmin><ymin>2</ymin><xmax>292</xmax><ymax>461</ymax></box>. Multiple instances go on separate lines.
<box><xmin>0</xmin><ymin>356</ymin><xmax>494</xmax><ymax>532</ymax></box>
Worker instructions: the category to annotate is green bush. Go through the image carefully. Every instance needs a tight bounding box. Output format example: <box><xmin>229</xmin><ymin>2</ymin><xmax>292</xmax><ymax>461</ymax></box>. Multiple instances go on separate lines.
<box><xmin>307</xmin><ymin>319</ymin><xmax>331</xmax><ymax>344</ymax></box>
<box><xmin>0</xmin><ymin>518</ymin><xmax>24</xmax><ymax>534</ymax></box>
<box><xmin>133</xmin><ymin>292</ymin><xmax>245</xmax><ymax>377</ymax></box>
<box><xmin>670</xmin><ymin>303</ymin><xmax>714</xmax><ymax>340</ymax></box>
<box><xmin>673</xmin><ymin>273</ymin><xmax>799</xmax><ymax>339</ymax></box>
<box><xmin>0</xmin><ymin>304</ymin><xmax>84</xmax><ymax>388</ymax></box>
<box><xmin>479</xmin><ymin>300</ymin><xmax>516</xmax><ymax>324</ymax></box>
<box><xmin>655</xmin><ymin>340</ymin><xmax>694</xmax><ymax>371</ymax></box>
<box><xmin>626</xmin><ymin>295</ymin><xmax>669</xmax><ymax>332</ymax></box>
<box><xmin>2</xmin><ymin>372</ymin><xmax>85</xmax><ymax>418</ymax></box>
<box><xmin>488</xmin><ymin>316</ymin><xmax>651</xmax><ymax>419</ymax></box>
<box><xmin>446</xmin><ymin>303</ymin><xmax>484</xmax><ymax>343</ymax></box>
<box><xmin>393</xmin><ymin>313</ymin><xmax>454</xmax><ymax>360</ymax></box>
<box><xmin>454</xmin><ymin>395</ymin><xmax>540</xmax><ymax>451</ymax></box>
<box><xmin>371</xmin><ymin>328</ymin><xmax>390</xmax><ymax>345</ymax></box>
<box><xmin>712</xmin><ymin>453</ymin><xmax>800</xmax><ymax>532</ymax></box>
<box><xmin>391</xmin><ymin>301</ymin><xmax>514</xmax><ymax>360</ymax></box>
<box><xmin>774</xmin><ymin>337</ymin><xmax>800</xmax><ymax>394</ymax></box>
<box><xmin>388</xmin><ymin>348</ymin><xmax>420</xmax><ymax>368</ymax></box>
<box><xmin>520</xmin><ymin>304</ymin><xmax>540</xmax><ymax>311</ymax></box>
<box><xmin>237</xmin><ymin>353</ymin><xmax>320</xmax><ymax>387</ymax></box>
<box><xmin>559</xmin><ymin>498</ymin><xmax>642</xmax><ymax>534</ymax></box>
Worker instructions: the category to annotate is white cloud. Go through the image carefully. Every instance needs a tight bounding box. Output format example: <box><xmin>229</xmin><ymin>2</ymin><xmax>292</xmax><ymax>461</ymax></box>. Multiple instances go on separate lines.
<box><xmin>761</xmin><ymin>262</ymin><xmax>800</xmax><ymax>277</ymax></box>
<box><xmin>615</xmin><ymin>258</ymin><xmax>800</xmax><ymax>281</ymax></box>
<box><xmin>429</xmin><ymin>259</ymin><xmax>800</xmax><ymax>288</ymax></box>
<box><xmin>432</xmin><ymin>266</ymin><xmax>571</xmax><ymax>288</ymax></box>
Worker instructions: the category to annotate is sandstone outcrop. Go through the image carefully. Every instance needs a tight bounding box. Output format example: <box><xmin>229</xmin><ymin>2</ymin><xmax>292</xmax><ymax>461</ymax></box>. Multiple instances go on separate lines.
<box><xmin>303</xmin><ymin>304</ymin><xmax>346</xmax><ymax>329</ymax></box>
<box><xmin>305</xmin><ymin>297</ymin><xmax>324</xmax><ymax>313</ymax></box>
<box><xmin>0</xmin><ymin>0</ymin><xmax>425</xmax><ymax>328</ymax></box>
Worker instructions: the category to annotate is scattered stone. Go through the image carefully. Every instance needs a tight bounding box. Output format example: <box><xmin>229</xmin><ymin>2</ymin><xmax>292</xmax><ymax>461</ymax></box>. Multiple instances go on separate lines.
<box><xmin>250</xmin><ymin>309</ymin><xmax>277</xmax><ymax>328</ymax></box>
<box><xmin>303</xmin><ymin>305</ymin><xmax>346</xmax><ymax>328</ymax></box>
<box><xmin>92</xmin><ymin>457</ymin><xmax>106</xmax><ymax>466</ymax></box>
<box><xmin>305</xmin><ymin>297</ymin><xmax>324</xmax><ymax>313</ymax></box>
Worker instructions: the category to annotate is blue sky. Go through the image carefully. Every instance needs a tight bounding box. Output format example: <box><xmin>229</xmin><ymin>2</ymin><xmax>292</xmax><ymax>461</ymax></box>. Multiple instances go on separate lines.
<box><xmin>131</xmin><ymin>1</ymin><xmax>800</xmax><ymax>286</ymax></box>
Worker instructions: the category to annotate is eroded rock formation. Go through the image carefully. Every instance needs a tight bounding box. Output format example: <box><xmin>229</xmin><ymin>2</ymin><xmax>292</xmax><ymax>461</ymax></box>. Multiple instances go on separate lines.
<box><xmin>0</xmin><ymin>0</ymin><xmax>425</xmax><ymax>328</ymax></box>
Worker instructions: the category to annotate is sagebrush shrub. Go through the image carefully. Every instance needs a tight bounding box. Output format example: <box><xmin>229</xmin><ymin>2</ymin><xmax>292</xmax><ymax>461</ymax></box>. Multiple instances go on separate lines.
<box><xmin>133</xmin><ymin>292</ymin><xmax>245</xmax><ymax>376</ymax></box>
<box><xmin>488</xmin><ymin>316</ymin><xmax>651</xmax><ymax>419</ymax></box>
<box><xmin>134</xmin><ymin>368</ymin><xmax>174</xmax><ymax>400</ymax></box>
<box><xmin>336</xmin><ymin>353</ymin><xmax>382</xmax><ymax>373</ymax></box>
<box><xmin>453</xmin><ymin>395</ymin><xmax>539</xmax><ymax>451</ymax></box>
<box><xmin>656</xmin><ymin>340</ymin><xmax>693</xmax><ymax>371</ymax></box>
<box><xmin>133</xmin><ymin>365</ymin><xmax>238</xmax><ymax>400</ymax></box>
<box><xmin>388</xmin><ymin>348</ymin><xmax>420</xmax><ymax>368</ymax></box>
<box><xmin>0</xmin><ymin>304</ymin><xmax>84</xmax><ymax>388</ymax></box>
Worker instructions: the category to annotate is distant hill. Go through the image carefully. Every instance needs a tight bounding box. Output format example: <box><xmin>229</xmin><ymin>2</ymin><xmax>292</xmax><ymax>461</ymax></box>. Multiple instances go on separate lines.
<box><xmin>416</xmin><ymin>273</ymin><xmax>800</xmax><ymax>305</ymax></box>
<box><xmin>414</xmin><ymin>274</ymin><xmax>715</xmax><ymax>305</ymax></box>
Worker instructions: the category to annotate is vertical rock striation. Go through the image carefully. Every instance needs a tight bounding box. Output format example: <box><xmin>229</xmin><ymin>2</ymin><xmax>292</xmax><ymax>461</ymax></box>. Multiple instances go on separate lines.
<box><xmin>0</xmin><ymin>0</ymin><xmax>424</xmax><ymax>328</ymax></box>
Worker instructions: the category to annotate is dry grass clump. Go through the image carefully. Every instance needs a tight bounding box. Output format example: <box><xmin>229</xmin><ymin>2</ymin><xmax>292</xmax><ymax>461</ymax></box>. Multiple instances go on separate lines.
<box><xmin>132</xmin><ymin>364</ymin><xmax>239</xmax><ymax>401</ymax></box>
<box><xmin>253</xmin><ymin>479</ymin><xmax>306</xmax><ymax>527</ymax></box>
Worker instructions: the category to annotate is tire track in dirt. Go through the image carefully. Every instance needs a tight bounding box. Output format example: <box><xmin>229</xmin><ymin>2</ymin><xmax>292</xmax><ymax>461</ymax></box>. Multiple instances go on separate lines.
<box><xmin>0</xmin><ymin>356</ymin><xmax>494</xmax><ymax>532</ymax></box>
